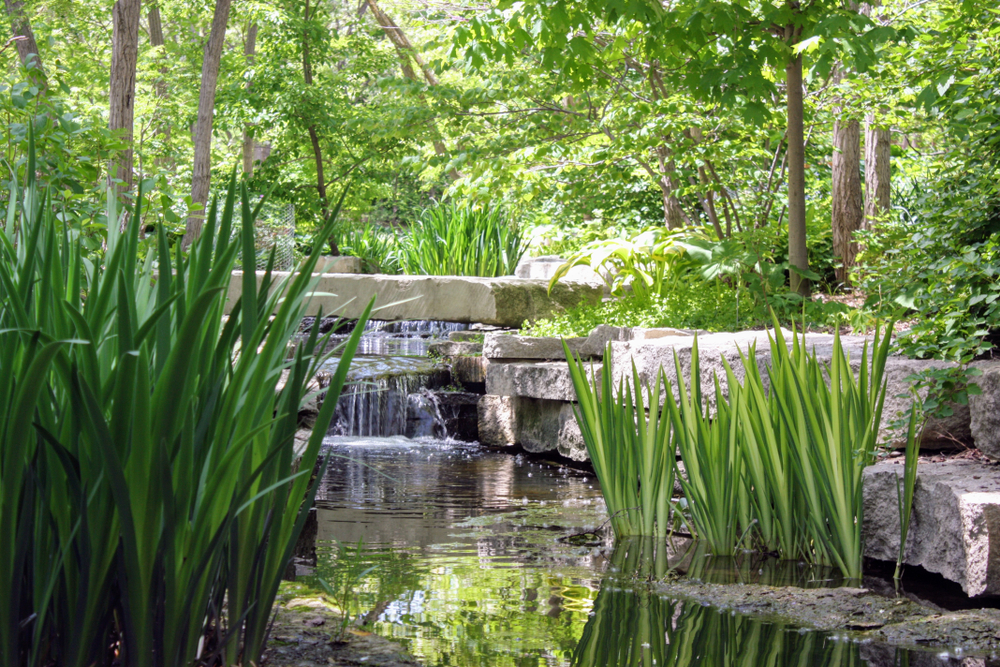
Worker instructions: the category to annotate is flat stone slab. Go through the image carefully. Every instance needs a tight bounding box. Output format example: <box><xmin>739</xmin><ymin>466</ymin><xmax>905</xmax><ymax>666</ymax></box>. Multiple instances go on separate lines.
<box><xmin>863</xmin><ymin>459</ymin><xmax>1000</xmax><ymax>597</ymax></box>
<box><xmin>486</xmin><ymin>360</ymin><xmax>597</xmax><ymax>402</ymax></box>
<box><xmin>225</xmin><ymin>272</ymin><xmax>602</xmax><ymax>327</ymax></box>
<box><xmin>481</xmin><ymin>329</ymin><xmax>966</xmax><ymax>449</ymax></box>
<box><xmin>969</xmin><ymin>360</ymin><xmax>1000</xmax><ymax>461</ymax></box>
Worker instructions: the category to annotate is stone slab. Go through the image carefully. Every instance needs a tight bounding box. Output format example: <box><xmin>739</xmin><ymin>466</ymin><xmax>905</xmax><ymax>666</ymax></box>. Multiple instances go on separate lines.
<box><xmin>969</xmin><ymin>360</ymin><xmax>1000</xmax><ymax>461</ymax></box>
<box><xmin>427</xmin><ymin>341</ymin><xmax>483</xmax><ymax>357</ymax></box>
<box><xmin>863</xmin><ymin>460</ymin><xmax>1000</xmax><ymax>597</ymax></box>
<box><xmin>476</xmin><ymin>395</ymin><xmax>587</xmax><ymax>461</ymax></box>
<box><xmin>485</xmin><ymin>360</ymin><xmax>598</xmax><ymax>402</ymax></box>
<box><xmin>225</xmin><ymin>272</ymin><xmax>603</xmax><ymax>326</ymax></box>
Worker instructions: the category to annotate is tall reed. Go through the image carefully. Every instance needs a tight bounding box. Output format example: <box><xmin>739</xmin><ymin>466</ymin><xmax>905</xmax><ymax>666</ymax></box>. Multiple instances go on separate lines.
<box><xmin>564</xmin><ymin>343</ymin><xmax>675</xmax><ymax>538</ymax></box>
<box><xmin>0</xmin><ymin>136</ymin><xmax>371</xmax><ymax>666</ymax></box>
<box><xmin>397</xmin><ymin>203</ymin><xmax>526</xmax><ymax>277</ymax></box>
<box><xmin>564</xmin><ymin>316</ymin><xmax>897</xmax><ymax>578</ymax></box>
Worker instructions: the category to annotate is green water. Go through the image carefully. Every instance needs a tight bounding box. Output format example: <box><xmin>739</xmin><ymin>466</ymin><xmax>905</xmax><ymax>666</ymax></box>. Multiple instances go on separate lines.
<box><xmin>306</xmin><ymin>438</ymin><xmax>927</xmax><ymax>667</ymax></box>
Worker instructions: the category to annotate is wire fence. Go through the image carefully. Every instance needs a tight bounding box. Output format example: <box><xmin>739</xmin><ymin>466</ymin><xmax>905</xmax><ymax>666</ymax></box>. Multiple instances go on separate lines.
<box><xmin>234</xmin><ymin>200</ymin><xmax>296</xmax><ymax>271</ymax></box>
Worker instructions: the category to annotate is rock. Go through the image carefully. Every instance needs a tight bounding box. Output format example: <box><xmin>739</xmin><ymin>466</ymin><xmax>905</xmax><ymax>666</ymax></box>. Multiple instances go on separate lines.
<box><xmin>427</xmin><ymin>340</ymin><xmax>482</xmax><ymax>357</ymax></box>
<box><xmin>476</xmin><ymin>395</ymin><xmax>587</xmax><ymax>460</ymax></box>
<box><xmin>227</xmin><ymin>273</ymin><xmax>603</xmax><ymax>327</ymax></box>
<box><xmin>483</xmin><ymin>324</ymin><xmax>631</xmax><ymax>361</ymax></box>
<box><xmin>969</xmin><ymin>360</ymin><xmax>1000</xmax><ymax>460</ymax></box>
<box><xmin>863</xmin><ymin>460</ymin><xmax>1000</xmax><ymax>597</ymax></box>
<box><xmin>486</xmin><ymin>360</ymin><xmax>591</xmax><ymax>402</ymax></box>
<box><xmin>447</xmin><ymin>330</ymin><xmax>483</xmax><ymax>342</ymax></box>
<box><xmin>451</xmin><ymin>355</ymin><xmax>488</xmax><ymax>387</ymax></box>
<box><xmin>406</xmin><ymin>390</ymin><xmax>480</xmax><ymax>441</ymax></box>
<box><xmin>477</xmin><ymin>395</ymin><xmax>516</xmax><ymax>447</ymax></box>
<box><xmin>514</xmin><ymin>255</ymin><xmax>603</xmax><ymax>284</ymax></box>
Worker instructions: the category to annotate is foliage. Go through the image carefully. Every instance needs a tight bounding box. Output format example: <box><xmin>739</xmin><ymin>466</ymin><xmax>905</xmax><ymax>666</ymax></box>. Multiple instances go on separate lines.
<box><xmin>548</xmin><ymin>227</ymin><xmax>701</xmax><ymax>300</ymax></box>
<box><xmin>564</xmin><ymin>344</ymin><xmax>675</xmax><ymax>538</ymax></box>
<box><xmin>0</xmin><ymin>139</ymin><xmax>373</xmax><ymax>666</ymax></box>
<box><xmin>895</xmin><ymin>411</ymin><xmax>919</xmax><ymax>582</ymax></box>
<box><xmin>396</xmin><ymin>203</ymin><xmax>527</xmax><ymax>276</ymax></box>
<box><xmin>567</xmin><ymin>320</ymin><xmax>896</xmax><ymax>578</ymax></box>
<box><xmin>316</xmin><ymin>539</ymin><xmax>380</xmax><ymax>639</ymax></box>
<box><xmin>335</xmin><ymin>220</ymin><xmax>401</xmax><ymax>274</ymax></box>
<box><xmin>524</xmin><ymin>288</ymin><xmax>755</xmax><ymax>339</ymax></box>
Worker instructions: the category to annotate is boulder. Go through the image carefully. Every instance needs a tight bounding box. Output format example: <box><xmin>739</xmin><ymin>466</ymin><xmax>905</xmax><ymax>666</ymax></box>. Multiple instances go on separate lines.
<box><xmin>427</xmin><ymin>340</ymin><xmax>483</xmax><ymax>357</ymax></box>
<box><xmin>863</xmin><ymin>460</ymin><xmax>1000</xmax><ymax>597</ymax></box>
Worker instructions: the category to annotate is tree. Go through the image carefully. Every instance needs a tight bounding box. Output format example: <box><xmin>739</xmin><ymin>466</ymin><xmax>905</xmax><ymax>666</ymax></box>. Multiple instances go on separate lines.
<box><xmin>4</xmin><ymin>0</ymin><xmax>45</xmax><ymax>87</ymax></box>
<box><xmin>184</xmin><ymin>0</ymin><xmax>234</xmax><ymax>246</ymax></box>
<box><xmin>458</xmin><ymin>0</ymin><xmax>897</xmax><ymax>295</ymax></box>
<box><xmin>864</xmin><ymin>115</ymin><xmax>890</xmax><ymax>226</ymax></box>
<box><xmin>242</xmin><ymin>22</ymin><xmax>258</xmax><ymax>176</ymax></box>
<box><xmin>108</xmin><ymin>0</ymin><xmax>142</xmax><ymax>194</ymax></box>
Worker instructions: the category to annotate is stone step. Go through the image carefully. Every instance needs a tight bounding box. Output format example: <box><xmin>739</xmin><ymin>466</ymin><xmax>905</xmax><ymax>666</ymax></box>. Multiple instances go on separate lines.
<box><xmin>226</xmin><ymin>272</ymin><xmax>603</xmax><ymax>327</ymax></box>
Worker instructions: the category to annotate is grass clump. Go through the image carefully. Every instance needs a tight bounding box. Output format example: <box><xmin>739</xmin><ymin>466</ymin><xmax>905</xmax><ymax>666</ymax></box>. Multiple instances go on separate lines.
<box><xmin>396</xmin><ymin>203</ymin><xmax>527</xmax><ymax>277</ymax></box>
<box><xmin>566</xmin><ymin>317</ymin><xmax>900</xmax><ymax>579</ymax></box>
<box><xmin>0</xmin><ymin>136</ymin><xmax>372</xmax><ymax>666</ymax></box>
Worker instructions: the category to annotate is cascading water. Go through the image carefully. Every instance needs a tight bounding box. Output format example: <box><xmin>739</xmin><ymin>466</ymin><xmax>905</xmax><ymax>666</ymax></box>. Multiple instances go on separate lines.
<box><xmin>319</xmin><ymin>319</ymin><xmax>473</xmax><ymax>438</ymax></box>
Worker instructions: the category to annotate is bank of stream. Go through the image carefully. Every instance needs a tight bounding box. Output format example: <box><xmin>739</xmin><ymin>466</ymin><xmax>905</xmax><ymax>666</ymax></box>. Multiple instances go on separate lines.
<box><xmin>268</xmin><ymin>320</ymin><xmax>1000</xmax><ymax>667</ymax></box>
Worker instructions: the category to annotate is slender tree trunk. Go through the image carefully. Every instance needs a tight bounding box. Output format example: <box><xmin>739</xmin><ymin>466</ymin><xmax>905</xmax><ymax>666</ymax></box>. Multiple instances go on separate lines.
<box><xmin>108</xmin><ymin>0</ymin><xmax>142</xmax><ymax>195</ymax></box>
<box><xmin>832</xmin><ymin>118</ymin><xmax>863</xmax><ymax>285</ymax></box>
<box><xmin>183</xmin><ymin>0</ymin><xmax>234</xmax><ymax>247</ymax></box>
<box><xmin>302</xmin><ymin>0</ymin><xmax>328</xmax><ymax>218</ymax></box>
<box><xmin>4</xmin><ymin>0</ymin><xmax>44</xmax><ymax>86</ymax></box>
<box><xmin>242</xmin><ymin>22</ymin><xmax>258</xmax><ymax>176</ymax></box>
<box><xmin>786</xmin><ymin>50</ymin><xmax>810</xmax><ymax>296</ymax></box>
<box><xmin>865</xmin><ymin>115</ymin><xmax>891</xmax><ymax>227</ymax></box>
<box><xmin>148</xmin><ymin>4</ymin><xmax>174</xmax><ymax>172</ymax></box>
<box><xmin>366</xmin><ymin>0</ymin><xmax>461</xmax><ymax>182</ymax></box>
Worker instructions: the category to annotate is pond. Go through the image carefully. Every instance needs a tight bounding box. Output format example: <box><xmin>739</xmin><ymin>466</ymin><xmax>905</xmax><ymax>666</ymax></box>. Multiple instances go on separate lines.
<box><xmin>302</xmin><ymin>436</ymin><xmax>939</xmax><ymax>667</ymax></box>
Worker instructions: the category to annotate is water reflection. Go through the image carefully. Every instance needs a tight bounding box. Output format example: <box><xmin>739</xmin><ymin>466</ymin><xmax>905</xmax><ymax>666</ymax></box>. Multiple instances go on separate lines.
<box><xmin>576</xmin><ymin>539</ymin><xmax>864</xmax><ymax>667</ymax></box>
<box><xmin>309</xmin><ymin>441</ymin><xmax>945</xmax><ymax>667</ymax></box>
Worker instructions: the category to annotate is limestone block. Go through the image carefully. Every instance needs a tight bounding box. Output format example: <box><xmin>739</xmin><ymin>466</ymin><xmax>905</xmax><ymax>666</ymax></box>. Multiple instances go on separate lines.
<box><xmin>486</xmin><ymin>361</ymin><xmax>595</xmax><ymax>402</ymax></box>
<box><xmin>863</xmin><ymin>460</ymin><xmax>1000</xmax><ymax>597</ymax></box>
<box><xmin>226</xmin><ymin>273</ymin><xmax>602</xmax><ymax>327</ymax></box>
<box><xmin>483</xmin><ymin>324</ymin><xmax>631</xmax><ymax>361</ymax></box>
<box><xmin>969</xmin><ymin>360</ymin><xmax>1000</xmax><ymax>461</ymax></box>
<box><xmin>556</xmin><ymin>403</ymin><xmax>588</xmax><ymax>461</ymax></box>
<box><xmin>477</xmin><ymin>395</ymin><xmax>516</xmax><ymax>447</ymax></box>
<box><xmin>451</xmin><ymin>355</ymin><xmax>487</xmax><ymax>386</ymax></box>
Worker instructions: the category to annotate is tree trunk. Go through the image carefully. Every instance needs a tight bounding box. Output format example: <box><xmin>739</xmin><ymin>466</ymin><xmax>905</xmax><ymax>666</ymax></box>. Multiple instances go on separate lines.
<box><xmin>786</xmin><ymin>51</ymin><xmax>810</xmax><ymax>296</ymax></box>
<box><xmin>864</xmin><ymin>115</ymin><xmax>891</xmax><ymax>227</ymax></box>
<box><xmin>183</xmin><ymin>0</ymin><xmax>234</xmax><ymax>247</ymax></box>
<box><xmin>242</xmin><ymin>22</ymin><xmax>258</xmax><ymax>176</ymax></box>
<box><xmin>366</xmin><ymin>0</ymin><xmax>461</xmax><ymax>182</ymax></box>
<box><xmin>148</xmin><ymin>4</ymin><xmax>175</xmax><ymax>172</ymax></box>
<box><xmin>832</xmin><ymin>119</ymin><xmax>863</xmax><ymax>285</ymax></box>
<box><xmin>108</xmin><ymin>0</ymin><xmax>142</xmax><ymax>195</ymax></box>
<box><xmin>4</xmin><ymin>0</ymin><xmax>44</xmax><ymax>85</ymax></box>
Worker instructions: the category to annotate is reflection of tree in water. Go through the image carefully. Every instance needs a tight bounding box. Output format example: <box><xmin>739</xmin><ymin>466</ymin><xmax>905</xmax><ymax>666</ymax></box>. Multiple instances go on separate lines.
<box><xmin>573</xmin><ymin>538</ymin><xmax>882</xmax><ymax>667</ymax></box>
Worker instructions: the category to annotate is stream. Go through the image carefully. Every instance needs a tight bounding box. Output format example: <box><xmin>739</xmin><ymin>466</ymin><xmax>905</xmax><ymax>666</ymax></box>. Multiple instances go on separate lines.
<box><xmin>297</xmin><ymin>321</ymin><xmax>968</xmax><ymax>667</ymax></box>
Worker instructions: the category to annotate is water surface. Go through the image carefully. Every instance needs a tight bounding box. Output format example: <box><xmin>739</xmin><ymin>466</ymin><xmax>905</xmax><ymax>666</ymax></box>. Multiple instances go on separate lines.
<box><xmin>307</xmin><ymin>438</ymin><xmax>942</xmax><ymax>667</ymax></box>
